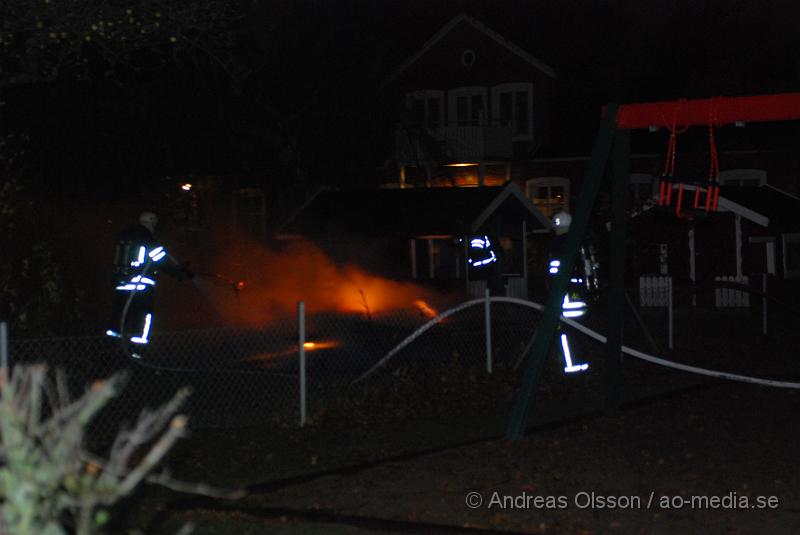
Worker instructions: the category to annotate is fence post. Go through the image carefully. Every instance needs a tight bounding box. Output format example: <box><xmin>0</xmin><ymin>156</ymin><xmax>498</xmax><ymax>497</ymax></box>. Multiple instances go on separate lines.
<box><xmin>484</xmin><ymin>288</ymin><xmax>492</xmax><ymax>374</ymax></box>
<box><xmin>762</xmin><ymin>273</ymin><xmax>768</xmax><ymax>336</ymax></box>
<box><xmin>667</xmin><ymin>277</ymin><xmax>674</xmax><ymax>350</ymax></box>
<box><xmin>0</xmin><ymin>322</ymin><xmax>8</xmax><ymax>376</ymax></box>
<box><xmin>298</xmin><ymin>301</ymin><xmax>307</xmax><ymax>427</ymax></box>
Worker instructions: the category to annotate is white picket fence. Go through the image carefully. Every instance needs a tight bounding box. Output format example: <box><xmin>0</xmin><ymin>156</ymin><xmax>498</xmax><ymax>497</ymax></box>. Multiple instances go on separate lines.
<box><xmin>467</xmin><ymin>280</ymin><xmax>487</xmax><ymax>299</ymax></box>
<box><xmin>468</xmin><ymin>276</ymin><xmax>527</xmax><ymax>300</ymax></box>
<box><xmin>639</xmin><ymin>275</ymin><xmax>672</xmax><ymax>307</ymax></box>
<box><xmin>638</xmin><ymin>275</ymin><xmax>673</xmax><ymax>349</ymax></box>
<box><xmin>641</xmin><ymin>275</ymin><xmax>751</xmax><ymax>308</ymax></box>
<box><xmin>505</xmin><ymin>276</ymin><xmax>528</xmax><ymax>300</ymax></box>
<box><xmin>714</xmin><ymin>275</ymin><xmax>750</xmax><ymax>307</ymax></box>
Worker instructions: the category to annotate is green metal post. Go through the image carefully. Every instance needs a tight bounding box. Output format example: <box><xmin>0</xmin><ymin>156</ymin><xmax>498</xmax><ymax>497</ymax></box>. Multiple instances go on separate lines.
<box><xmin>606</xmin><ymin>129</ymin><xmax>630</xmax><ymax>414</ymax></box>
<box><xmin>505</xmin><ymin>105</ymin><xmax>619</xmax><ymax>440</ymax></box>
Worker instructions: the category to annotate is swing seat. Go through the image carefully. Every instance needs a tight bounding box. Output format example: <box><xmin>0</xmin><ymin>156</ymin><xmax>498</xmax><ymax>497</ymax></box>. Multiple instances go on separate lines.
<box><xmin>657</xmin><ymin>176</ymin><xmax>719</xmax><ymax>219</ymax></box>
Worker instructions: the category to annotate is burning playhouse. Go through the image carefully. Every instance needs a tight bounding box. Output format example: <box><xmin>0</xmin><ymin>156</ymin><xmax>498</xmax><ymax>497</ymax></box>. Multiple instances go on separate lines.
<box><xmin>276</xmin><ymin>182</ymin><xmax>551</xmax><ymax>299</ymax></box>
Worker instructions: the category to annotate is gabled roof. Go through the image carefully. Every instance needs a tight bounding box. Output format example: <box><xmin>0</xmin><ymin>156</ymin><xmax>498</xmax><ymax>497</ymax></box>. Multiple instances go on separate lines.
<box><xmin>633</xmin><ymin>184</ymin><xmax>800</xmax><ymax>228</ymax></box>
<box><xmin>387</xmin><ymin>13</ymin><xmax>557</xmax><ymax>86</ymax></box>
<box><xmin>276</xmin><ymin>182</ymin><xmax>551</xmax><ymax>239</ymax></box>
<box><xmin>718</xmin><ymin>184</ymin><xmax>800</xmax><ymax>227</ymax></box>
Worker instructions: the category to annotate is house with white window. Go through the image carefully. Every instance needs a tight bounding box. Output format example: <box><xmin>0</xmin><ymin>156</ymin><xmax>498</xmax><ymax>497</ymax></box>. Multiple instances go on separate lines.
<box><xmin>386</xmin><ymin>13</ymin><xmax>557</xmax><ymax>204</ymax></box>
<box><xmin>372</xmin><ymin>13</ymin><xmax>800</xmax><ymax>304</ymax></box>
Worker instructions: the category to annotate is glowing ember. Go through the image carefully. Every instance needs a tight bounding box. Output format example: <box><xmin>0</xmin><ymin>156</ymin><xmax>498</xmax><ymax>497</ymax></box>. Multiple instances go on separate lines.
<box><xmin>413</xmin><ymin>299</ymin><xmax>438</xmax><ymax>319</ymax></box>
<box><xmin>301</xmin><ymin>340</ymin><xmax>339</xmax><ymax>351</ymax></box>
<box><xmin>243</xmin><ymin>339</ymin><xmax>341</xmax><ymax>365</ymax></box>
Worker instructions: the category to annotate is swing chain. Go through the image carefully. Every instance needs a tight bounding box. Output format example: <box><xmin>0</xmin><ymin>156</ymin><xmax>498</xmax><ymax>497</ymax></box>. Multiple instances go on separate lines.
<box><xmin>658</xmin><ymin>100</ymin><xmax>689</xmax><ymax>210</ymax></box>
<box><xmin>706</xmin><ymin>99</ymin><xmax>721</xmax><ymax>211</ymax></box>
<box><xmin>658</xmin><ymin>99</ymin><xmax>722</xmax><ymax>216</ymax></box>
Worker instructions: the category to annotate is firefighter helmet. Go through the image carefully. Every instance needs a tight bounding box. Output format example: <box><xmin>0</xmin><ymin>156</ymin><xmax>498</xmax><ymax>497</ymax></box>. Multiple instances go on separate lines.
<box><xmin>139</xmin><ymin>212</ymin><xmax>158</xmax><ymax>233</ymax></box>
<box><xmin>552</xmin><ymin>211</ymin><xmax>571</xmax><ymax>235</ymax></box>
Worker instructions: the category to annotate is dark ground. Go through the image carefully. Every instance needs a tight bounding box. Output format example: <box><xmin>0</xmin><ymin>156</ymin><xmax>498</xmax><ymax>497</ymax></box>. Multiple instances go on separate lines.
<box><xmin>110</xmin><ymin>304</ymin><xmax>800</xmax><ymax>535</ymax></box>
<box><xmin>217</xmin><ymin>384</ymin><xmax>799</xmax><ymax>535</ymax></box>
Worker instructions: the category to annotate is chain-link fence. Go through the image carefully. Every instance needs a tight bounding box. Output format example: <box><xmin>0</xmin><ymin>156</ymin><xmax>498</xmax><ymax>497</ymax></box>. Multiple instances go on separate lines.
<box><xmin>629</xmin><ymin>276</ymin><xmax>800</xmax><ymax>381</ymax></box>
<box><xmin>7</xmin><ymin>282</ymin><xmax>799</xmax><ymax>436</ymax></box>
<box><xmin>5</xmin><ymin>297</ymin><xmax>543</xmax><ymax>433</ymax></box>
<box><xmin>7</xmin><ymin>321</ymin><xmax>302</xmax><ymax>432</ymax></box>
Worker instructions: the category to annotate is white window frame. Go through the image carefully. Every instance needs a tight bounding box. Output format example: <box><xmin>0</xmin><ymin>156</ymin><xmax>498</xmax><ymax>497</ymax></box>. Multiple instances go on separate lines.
<box><xmin>526</xmin><ymin>177</ymin><xmax>569</xmax><ymax>216</ymax></box>
<box><xmin>782</xmin><ymin>233</ymin><xmax>800</xmax><ymax>278</ymax></box>
<box><xmin>448</xmin><ymin>86</ymin><xmax>488</xmax><ymax>127</ymax></box>
<box><xmin>491</xmin><ymin>82</ymin><xmax>533</xmax><ymax>141</ymax></box>
<box><xmin>406</xmin><ymin>90</ymin><xmax>444</xmax><ymax>127</ymax></box>
<box><xmin>718</xmin><ymin>169</ymin><xmax>767</xmax><ymax>187</ymax></box>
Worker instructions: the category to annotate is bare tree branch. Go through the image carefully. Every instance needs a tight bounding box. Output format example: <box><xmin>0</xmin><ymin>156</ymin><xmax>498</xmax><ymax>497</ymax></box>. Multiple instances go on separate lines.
<box><xmin>0</xmin><ymin>365</ymin><xmax>239</xmax><ymax>535</ymax></box>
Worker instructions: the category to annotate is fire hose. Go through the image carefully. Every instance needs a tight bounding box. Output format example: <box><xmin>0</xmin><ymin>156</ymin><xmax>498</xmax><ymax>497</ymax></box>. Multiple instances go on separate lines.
<box><xmin>353</xmin><ymin>296</ymin><xmax>800</xmax><ymax>390</ymax></box>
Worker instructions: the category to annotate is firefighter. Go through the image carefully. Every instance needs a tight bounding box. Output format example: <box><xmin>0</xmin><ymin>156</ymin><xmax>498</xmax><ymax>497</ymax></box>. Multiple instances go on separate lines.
<box><xmin>547</xmin><ymin>210</ymin><xmax>597</xmax><ymax>373</ymax></box>
<box><xmin>467</xmin><ymin>234</ymin><xmax>504</xmax><ymax>295</ymax></box>
<box><xmin>106</xmin><ymin>212</ymin><xmax>192</xmax><ymax>358</ymax></box>
<box><xmin>467</xmin><ymin>235</ymin><xmax>497</xmax><ymax>268</ymax></box>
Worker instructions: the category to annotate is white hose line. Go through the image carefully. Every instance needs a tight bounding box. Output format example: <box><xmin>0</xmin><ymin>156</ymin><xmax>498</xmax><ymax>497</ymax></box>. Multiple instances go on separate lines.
<box><xmin>352</xmin><ymin>298</ymin><xmax>487</xmax><ymax>383</ymax></box>
<box><xmin>354</xmin><ymin>297</ymin><xmax>800</xmax><ymax>390</ymax></box>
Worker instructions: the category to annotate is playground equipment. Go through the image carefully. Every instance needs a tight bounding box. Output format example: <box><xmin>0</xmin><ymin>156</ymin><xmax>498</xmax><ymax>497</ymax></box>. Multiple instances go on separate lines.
<box><xmin>656</xmin><ymin>118</ymin><xmax>720</xmax><ymax>219</ymax></box>
<box><xmin>506</xmin><ymin>92</ymin><xmax>800</xmax><ymax>439</ymax></box>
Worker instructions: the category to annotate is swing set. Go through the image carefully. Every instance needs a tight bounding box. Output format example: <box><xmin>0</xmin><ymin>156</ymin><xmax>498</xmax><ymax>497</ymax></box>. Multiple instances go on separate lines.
<box><xmin>656</xmin><ymin>108</ymin><xmax>721</xmax><ymax>219</ymax></box>
<box><xmin>623</xmin><ymin>93</ymin><xmax>800</xmax><ymax>219</ymax></box>
<box><xmin>507</xmin><ymin>92</ymin><xmax>800</xmax><ymax>439</ymax></box>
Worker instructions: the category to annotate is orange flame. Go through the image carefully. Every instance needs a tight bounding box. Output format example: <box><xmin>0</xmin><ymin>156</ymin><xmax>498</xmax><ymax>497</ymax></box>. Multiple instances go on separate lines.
<box><xmin>413</xmin><ymin>299</ymin><xmax>438</xmax><ymax>319</ymax></box>
<box><xmin>201</xmin><ymin>237</ymin><xmax>452</xmax><ymax>327</ymax></box>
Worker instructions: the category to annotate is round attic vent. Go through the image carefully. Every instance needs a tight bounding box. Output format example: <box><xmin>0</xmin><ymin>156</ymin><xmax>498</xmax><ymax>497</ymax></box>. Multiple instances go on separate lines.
<box><xmin>461</xmin><ymin>49</ymin><xmax>476</xmax><ymax>67</ymax></box>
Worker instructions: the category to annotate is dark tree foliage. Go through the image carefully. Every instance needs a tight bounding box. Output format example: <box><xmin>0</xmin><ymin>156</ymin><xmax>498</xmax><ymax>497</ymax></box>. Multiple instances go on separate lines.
<box><xmin>0</xmin><ymin>0</ymin><xmax>245</xmax><ymax>91</ymax></box>
<box><xmin>0</xmin><ymin>0</ymin><xmax>251</xmax><ymax>196</ymax></box>
<box><xmin>0</xmin><ymin>138</ymin><xmax>82</xmax><ymax>335</ymax></box>
<box><xmin>0</xmin><ymin>0</ymin><xmax>246</xmax><ymax>334</ymax></box>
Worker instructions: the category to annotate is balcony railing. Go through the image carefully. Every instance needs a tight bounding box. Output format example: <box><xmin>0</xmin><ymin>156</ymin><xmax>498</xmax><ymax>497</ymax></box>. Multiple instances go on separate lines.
<box><xmin>396</xmin><ymin>124</ymin><xmax>513</xmax><ymax>166</ymax></box>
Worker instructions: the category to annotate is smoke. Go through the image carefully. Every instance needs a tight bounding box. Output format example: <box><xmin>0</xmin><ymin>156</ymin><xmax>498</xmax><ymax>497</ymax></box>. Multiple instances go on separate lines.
<box><xmin>198</xmin><ymin>236</ymin><xmax>449</xmax><ymax>327</ymax></box>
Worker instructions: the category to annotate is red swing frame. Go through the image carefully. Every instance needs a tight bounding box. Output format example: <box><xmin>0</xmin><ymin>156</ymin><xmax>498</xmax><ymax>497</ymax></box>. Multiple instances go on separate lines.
<box><xmin>610</xmin><ymin>93</ymin><xmax>800</xmax><ymax>219</ymax></box>
<box><xmin>615</xmin><ymin>93</ymin><xmax>800</xmax><ymax>129</ymax></box>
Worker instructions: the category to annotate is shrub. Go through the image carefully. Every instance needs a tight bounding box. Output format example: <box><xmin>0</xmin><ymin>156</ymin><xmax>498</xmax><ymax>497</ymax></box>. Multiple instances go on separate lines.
<box><xmin>0</xmin><ymin>365</ymin><xmax>240</xmax><ymax>535</ymax></box>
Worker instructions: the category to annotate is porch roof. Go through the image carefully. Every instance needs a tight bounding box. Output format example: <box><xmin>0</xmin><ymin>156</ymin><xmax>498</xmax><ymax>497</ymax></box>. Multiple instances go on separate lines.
<box><xmin>718</xmin><ymin>184</ymin><xmax>800</xmax><ymax>227</ymax></box>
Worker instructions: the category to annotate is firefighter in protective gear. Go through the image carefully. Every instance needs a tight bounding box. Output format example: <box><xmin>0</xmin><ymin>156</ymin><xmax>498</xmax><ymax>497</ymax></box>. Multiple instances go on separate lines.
<box><xmin>106</xmin><ymin>212</ymin><xmax>192</xmax><ymax>358</ymax></box>
<box><xmin>467</xmin><ymin>235</ymin><xmax>498</xmax><ymax>268</ymax></box>
<box><xmin>467</xmin><ymin>234</ymin><xmax>505</xmax><ymax>295</ymax></box>
<box><xmin>548</xmin><ymin>210</ymin><xmax>598</xmax><ymax>373</ymax></box>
